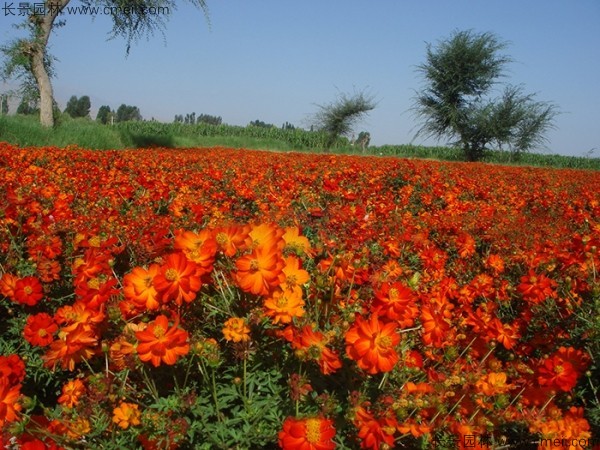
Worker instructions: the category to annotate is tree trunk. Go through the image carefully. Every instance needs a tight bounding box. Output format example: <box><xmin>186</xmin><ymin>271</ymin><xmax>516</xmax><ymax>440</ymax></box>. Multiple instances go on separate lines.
<box><xmin>28</xmin><ymin>0</ymin><xmax>71</xmax><ymax>127</ymax></box>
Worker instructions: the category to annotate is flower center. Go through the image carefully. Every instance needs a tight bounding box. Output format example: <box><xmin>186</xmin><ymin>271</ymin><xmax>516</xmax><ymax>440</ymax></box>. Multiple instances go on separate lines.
<box><xmin>216</xmin><ymin>233</ymin><xmax>228</xmax><ymax>245</ymax></box>
<box><xmin>305</xmin><ymin>418</ymin><xmax>322</xmax><ymax>444</ymax></box>
<box><xmin>249</xmin><ymin>260</ymin><xmax>260</xmax><ymax>271</ymax></box>
<box><xmin>554</xmin><ymin>364</ymin><xmax>564</xmax><ymax>374</ymax></box>
<box><xmin>376</xmin><ymin>335</ymin><xmax>392</xmax><ymax>349</ymax></box>
<box><xmin>87</xmin><ymin>277</ymin><xmax>100</xmax><ymax>290</ymax></box>
<box><xmin>38</xmin><ymin>329</ymin><xmax>48</xmax><ymax>337</ymax></box>
<box><xmin>164</xmin><ymin>268</ymin><xmax>178</xmax><ymax>281</ymax></box>
<box><xmin>389</xmin><ymin>287</ymin><xmax>398</xmax><ymax>300</ymax></box>
<box><xmin>153</xmin><ymin>325</ymin><xmax>166</xmax><ymax>339</ymax></box>
<box><xmin>24</xmin><ymin>286</ymin><xmax>33</xmax><ymax>295</ymax></box>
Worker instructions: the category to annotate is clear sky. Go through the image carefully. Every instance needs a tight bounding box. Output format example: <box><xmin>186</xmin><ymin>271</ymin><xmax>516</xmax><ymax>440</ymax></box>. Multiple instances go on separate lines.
<box><xmin>1</xmin><ymin>0</ymin><xmax>599</xmax><ymax>156</ymax></box>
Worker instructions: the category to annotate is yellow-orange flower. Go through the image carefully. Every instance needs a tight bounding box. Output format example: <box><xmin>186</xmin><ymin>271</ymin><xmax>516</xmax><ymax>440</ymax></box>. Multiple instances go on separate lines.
<box><xmin>57</xmin><ymin>378</ymin><xmax>86</xmax><ymax>408</ymax></box>
<box><xmin>235</xmin><ymin>246</ymin><xmax>284</xmax><ymax>296</ymax></box>
<box><xmin>282</xmin><ymin>226</ymin><xmax>313</xmax><ymax>256</ymax></box>
<box><xmin>222</xmin><ymin>317</ymin><xmax>251</xmax><ymax>342</ymax></box>
<box><xmin>475</xmin><ymin>372</ymin><xmax>513</xmax><ymax>396</ymax></box>
<box><xmin>247</xmin><ymin>223</ymin><xmax>284</xmax><ymax>250</ymax></box>
<box><xmin>135</xmin><ymin>315</ymin><xmax>190</xmax><ymax>367</ymax></box>
<box><xmin>264</xmin><ymin>288</ymin><xmax>305</xmax><ymax>325</ymax></box>
<box><xmin>281</xmin><ymin>256</ymin><xmax>310</xmax><ymax>294</ymax></box>
<box><xmin>113</xmin><ymin>401</ymin><xmax>142</xmax><ymax>429</ymax></box>
<box><xmin>345</xmin><ymin>315</ymin><xmax>400</xmax><ymax>374</ymax></box>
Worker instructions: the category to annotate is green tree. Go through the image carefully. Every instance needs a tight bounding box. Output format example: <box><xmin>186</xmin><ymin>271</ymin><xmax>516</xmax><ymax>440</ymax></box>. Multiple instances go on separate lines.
<box><xmin>311</xmin><ymin>89</ymin><xmax>376</xmax><ymax>151</ymax></box>
<box><xmin>96</xmin><ymin>105</ymin><xmax>113</xmax><ymax>124</ymax></box>
<box><xmin>116</xmin><ymin>104</ymin><xmax>142</xmax><ymax>122</ymax></box>
<box><xmin>64</xmin><ymin>95</ymin><xmax>91</xmax><ymax>118</ymax></box>
<box><xmin>1</xmin><ymin>1</ymin><xmax>209</xmax><ymax>127</ymax></box>
<box><xmin>413</xmin><ymin>29</ymin><xmax>557</xmax><ymax>161</ymax></box>
<box><xmin>17</xmin><ymin>97</ymin><xmax>37</xmax><ymax>115</ymax></box>
<box><xmin>197</xmin><ymin>113</ymin><xmax>222</xmax><ymax>125</ymax></box>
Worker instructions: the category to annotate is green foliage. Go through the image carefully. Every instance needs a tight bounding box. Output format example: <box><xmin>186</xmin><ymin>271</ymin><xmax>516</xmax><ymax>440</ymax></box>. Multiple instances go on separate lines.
<box><xmin>96</xmin><ymin>105</ymin><xmax>113</xmax><ymax>124</ymax></box>
<box><xmin>414</xmin><ymin>29</ymin><xmax>557</xmax><ymax>161</ymax></box>
<box><xmin>115</xmin><ymin>103</ymin><xmax>142</xmax><ymax>122</ymax></box>
<box><xmin>311</xmin><ymin>88</ymin><xmax>377</xmax><ymax>150</ymax></box>
<box><xmin>64</xmin><ymin>94</ymin><xmax>91</xmax><ymax>118</ymax></box>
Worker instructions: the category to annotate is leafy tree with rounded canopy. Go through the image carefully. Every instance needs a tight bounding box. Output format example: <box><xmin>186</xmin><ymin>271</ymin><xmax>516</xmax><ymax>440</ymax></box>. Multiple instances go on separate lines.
<box><xmin>413</xmin><ymin>29</ymin><xmax>557</xmax><ymax>161</ymax></box>
<box><xmin>64</xmin><ymin>95</ymin><xmax>91</xmax><ymax>118</ymax></box>
<box><xmin>1</xmin><ymin>1</ymin><xmax>209</xmax><ymax>127</ymax></box>
<box><xmin>96</xmin><ymin>105</ymin><xmax>113</xmax><ymax>124</ymax></box>
<box><xmin>312</xmin><ymin>89</ymin><xmax>376</xmax><ymax>151</ymax></box>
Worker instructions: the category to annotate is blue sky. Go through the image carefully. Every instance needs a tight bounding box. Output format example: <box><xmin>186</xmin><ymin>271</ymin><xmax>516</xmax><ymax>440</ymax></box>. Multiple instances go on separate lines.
<box><xmin>1</xmin><ymin>0</ymin><xmax>599</xmax><ymax>156</ymax></box>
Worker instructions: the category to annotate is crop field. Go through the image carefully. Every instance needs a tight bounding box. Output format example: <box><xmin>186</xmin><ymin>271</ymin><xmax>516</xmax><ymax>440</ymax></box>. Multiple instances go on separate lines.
<box><xmin>1</xmin><ymin>143</ymin><xmax>599</xmax><ymax>449</ymax></box>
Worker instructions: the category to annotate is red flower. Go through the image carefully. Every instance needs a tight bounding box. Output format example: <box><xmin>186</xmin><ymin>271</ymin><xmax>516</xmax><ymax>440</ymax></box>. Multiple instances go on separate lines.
<box><xmin>23</xmin><ymin>312</ymin><xmax>58</xmax><ymax>347</ymax></box>
<box><xmin>517</xmin><ymin>270</ymin><xmax>557</xmax><ymax>304</ymax></box>
<box><xmin>353</xmin><ymin>405</ymin><xmax>398</xmax><ymax>450</ymax></box>
<box><xmin>278</xmin><ymin>416</ymin><xmax>336</xmax><ymax>450</ymax></box>
<box><xmin>372</xmin><ymin>282</ymin><xmax>418</xmax><ymax>327</ymax></box>
<box><xmin>13</xmin><ymin>276</ymin><xmax>44</xmax><ymax>306</ymax></box>
<box><xmin>345</xmin><ymin>315</ymin><xmax>400</xmax><ymax>374</ymax></box>
<box><xmin>0</xmin><ymin>354</ymin><xmax>26</xmax><ymax>385</ymax></box>
<box><xmin>136</xmin><ymin>315</ymin><xmax>190</xmax><ymax>367</ymax></box>
<box><xmin>0</xmin><ymin>378</ymin><xmax>21</xmax><ymax>426</ymax></box>
<box><xmin>538</xmin><ymin>347</ymin><xmax>588</xmax><ymax>392</ymax></box>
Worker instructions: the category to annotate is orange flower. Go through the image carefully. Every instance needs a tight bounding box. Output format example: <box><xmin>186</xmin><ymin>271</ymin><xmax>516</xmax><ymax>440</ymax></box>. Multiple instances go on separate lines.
<box><xmin>278</xmin><ymin>416</ymin><xmax>336</xmax><ymax>450</ymax></box>
<box><xmin>135</xmin><ymin>315</ymin><xmax>190</xmax><ymax>367</ymax></box>
<box><xmin>57</xmin><ymin>379</ymin><xmax>86</xmax><ymax>408</ymax></box>
<box><xmin>372</xmin><ymin>282</ymin><xmax>418</xmax><ymax>327</ymax></box>
<box><xmin>475</xmin><ymin>372</ymin><xmax>513</xmax><ymax>396</ymax></box>
<box><xmin>235</xmin><ymin>245</ymin><xmax>284</xmax><ymax>296</ymax></box>
<box><xmin>0</xmin><ymin>272</ymin><xmax>17</xmax><ymax>299</ymax></box>
<box><xmin>282</xmin><ymin>226</ymin><xmax>313</xmax><ymax>256</ymax></box>
<box><xmin>43</xmin><ymin>323</ymin><xmax>99</xmax><ymax>371</ymax></box>
<box><xmin>153</xmin><ymin>253</ymin><xmax>202</xmax><ymax>306</ymax></box>
<box><xmin>222</xmin><ymin>317</ymin><xmax>251</xmax><ymax>343</ymax></box>
<box><xmin>247</xmin><ymin>223</ymin><xmax>284</xmax><ymax>250</ymax></box>
<box><xmin>54</xmin><ymin>301</ymin><xmax>105</xmax><ymax>333</ymax></box>
<box><xmin>420</xmin><ymin>302</ymin><xmax>454</xmax><ymax>348</ymax></box>
<box><xmin>264</xmin><ymin>288</ymin><xmax>305</xmax><ymax>325</ymax></box>
<box><xmin>109</xmin><ymin>335</ymin><xmax>136</xmax><ymax>370</ymax></box>
<box><xmin>292</xmin><ymin>326</ymin><xmax>342</xmax><ymax>375</ymax></box>
<box><xmin>345</xmin><ymin>315</ymin><xmax>400</xmax><ymax>374</ymax></box>
<box><xmin>112</xmin><ymin>401</ymin><xmax>141</xmax><ymax>429</ymax></box>
<box><xmin>23</xmin><ymin>312</ymin><xmax>58</xmax><ymax>347</ymax></box>
<box><xmin>123</xmin><ymin>264</ymin><xmax>161</xmax><ymax>311</ymax></box>
<box><xmin>214</xmin><ymin>224</ymin><xmax>250</xmax><ymax>257</ymax></box>
<box><xmin>0</xmin><ymin>378</ymin><xmax>22</xmax><ymax>426</ymax></box>
<box><xmin>13</xmin><ymin>276</ymin><xmax>44</xmax><ymax>306</ymax></box>
<box><xmin>174</xmin><ymin>229</ymin><xmax>217</xmax><ymax>274</ymax></box>
<box><xmin>353</xmin><ymin>404</ymin><xmax>398</xmax><ymax>450</ymax></box>
<box><xmin>281</xmin><ymin>256</ymin><xmax>310</xmax><ymax>294</ymax></box>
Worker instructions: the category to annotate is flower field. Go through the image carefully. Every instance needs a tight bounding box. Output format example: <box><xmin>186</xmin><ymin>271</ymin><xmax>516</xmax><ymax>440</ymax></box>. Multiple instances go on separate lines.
<box><xmin>1</xmin><ymin>142</ymin><xmax>599</xmax><ymax>449</ymax></box>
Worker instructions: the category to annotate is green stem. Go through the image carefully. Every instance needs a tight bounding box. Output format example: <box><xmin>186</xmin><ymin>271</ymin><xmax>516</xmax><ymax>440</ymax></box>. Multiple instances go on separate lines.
<box><xmin>211</xmin><ymin>368</ymin><xmax>221</xmax><ymax>422</ymax></box>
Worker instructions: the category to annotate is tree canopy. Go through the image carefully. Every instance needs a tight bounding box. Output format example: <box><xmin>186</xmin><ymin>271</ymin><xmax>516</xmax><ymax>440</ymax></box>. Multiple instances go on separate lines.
<box><xmin>413</xmin><ymin>29</ymin><xmax>557</xmax><ymax>161</ymax></box>
<box><xmin>311</xmin><ymin>89</ymin><xmax>376</xmax><ymax>150</ymax></box>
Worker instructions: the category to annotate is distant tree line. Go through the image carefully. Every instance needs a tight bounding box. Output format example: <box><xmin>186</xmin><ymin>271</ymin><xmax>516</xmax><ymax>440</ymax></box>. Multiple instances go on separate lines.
<box><xmin>174</xmin><ymin>112</ymin><xmax>223</xmax><ymax>126</ymax></box>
